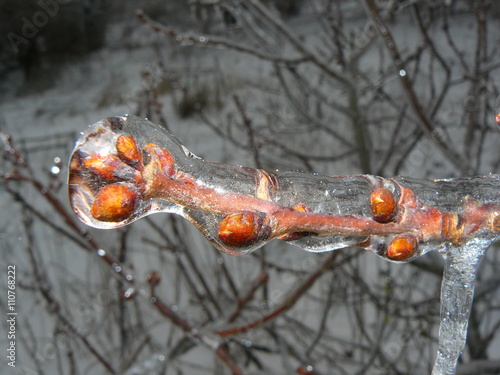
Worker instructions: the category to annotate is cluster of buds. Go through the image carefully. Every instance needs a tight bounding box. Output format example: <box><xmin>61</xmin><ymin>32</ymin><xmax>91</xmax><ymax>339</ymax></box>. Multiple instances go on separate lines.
<box><xmin>69</xmin><ymin>116</ymin><xmax>500</xmax><ymax>262</ymax></box>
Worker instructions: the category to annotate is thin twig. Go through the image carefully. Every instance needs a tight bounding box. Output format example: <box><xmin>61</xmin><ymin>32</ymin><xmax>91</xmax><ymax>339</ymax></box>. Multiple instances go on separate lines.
<box><xmin>363</xmin><ymin>0</ymin><xmax>471</xmax><ymax>173</ymax></box>
<box><xmin>216</xmin><ymin>253</ymin><xmax>338</xmax><ymax>337</ymax></box>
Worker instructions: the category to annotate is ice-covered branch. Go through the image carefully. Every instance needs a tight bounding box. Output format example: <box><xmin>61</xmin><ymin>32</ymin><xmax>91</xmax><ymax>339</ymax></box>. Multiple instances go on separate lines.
<box><xmin>68</xmin><ymin>116</ymin><xmax>500</xmax><ymax>374</ymax></box>
<box><xmin>69</xmin><ymin>116</ymin><xmax>500</xmax><ymax>257</ymax></box>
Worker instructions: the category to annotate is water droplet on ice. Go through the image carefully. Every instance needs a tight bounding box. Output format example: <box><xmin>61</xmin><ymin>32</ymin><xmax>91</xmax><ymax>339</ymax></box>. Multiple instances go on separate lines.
<box><xmin>399</xmin><ymin>69</ymin><xmax>407</xmax><ymax>77</ymax></box>
<box><xmin>97</xmin><ymin>249</ymin><xmax>106</xmax><ymax>257</ymax></box>
<box><xmin>111</xmin><ymin>263</ymin><xmax>121</xmax><ymax>273</ymax></box>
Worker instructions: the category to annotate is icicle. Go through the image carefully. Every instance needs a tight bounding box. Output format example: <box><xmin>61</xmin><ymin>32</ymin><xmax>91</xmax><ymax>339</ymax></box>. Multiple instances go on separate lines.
<box><xmin>432</xmin><ymin>238</ymin><xmax>492</xmax><ymax>374</ymax></box>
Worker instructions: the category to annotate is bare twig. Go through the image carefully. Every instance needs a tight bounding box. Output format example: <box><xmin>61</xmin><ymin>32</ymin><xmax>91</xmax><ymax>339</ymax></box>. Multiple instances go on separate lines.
<box><xmin>363</xmin><ymin>0</ymin><xmax>471</xmax><ymax>173</ymax></box>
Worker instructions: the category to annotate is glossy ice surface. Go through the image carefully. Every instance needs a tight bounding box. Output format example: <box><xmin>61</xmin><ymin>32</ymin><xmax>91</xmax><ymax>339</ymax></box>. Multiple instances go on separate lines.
<box><xmin>69</xmin><ymin>115</ymin><xmax>500</xmax><ymax>374</ymax></box>
<box><xmin>69</xmin><ymin>116</ymin><xmax>500</xmax><ymax>257</ymax></box>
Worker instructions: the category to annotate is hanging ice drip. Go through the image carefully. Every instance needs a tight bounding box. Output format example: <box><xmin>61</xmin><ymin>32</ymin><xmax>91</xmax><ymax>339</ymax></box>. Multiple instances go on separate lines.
<box><xmin>68</xmin><ymin>115</ymin><xmax>500</xmax><ymax>374</ymax></box>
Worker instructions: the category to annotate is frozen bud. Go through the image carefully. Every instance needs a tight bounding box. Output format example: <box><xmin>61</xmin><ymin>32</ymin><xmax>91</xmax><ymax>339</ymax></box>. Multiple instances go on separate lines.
<box><xmin>387</xmin><ymin>234</ymin><xmax>418</xmax><ymax>261</ymax></box>
<box><xmin>84</xmin><ymin>154</ymin><xmax>125</xmax><ymax>180</ymax></box>
<box><xmin>83</xmin><ymin>153</ymin><xmax>142</xmax><ymax>184</ymax></box>
<box><xmin>292</xmin><ymin>202</ymin><xmax>311</xmax><ymax>213</ymax></box>
<box><xmin>116</xmin><ymin>135</ymin><xmax>142</xmax><ymax>167</ymax></box>
<box><xmin>370</xmin><ymin>188</ymin><xmax>397</xmax><ymax>223</ymax></box>
<box><xmin>91</xmin><ymin>183</ymin><xmax>139</xmax><ymax>222</ymax></box>
<box><xmin>489</xmin><ymin>212</ymin><xmax>500</xmax><ymax>233</ymax></box>
<box><xmin>143</xmin><ymin>143</ymin><xmax>176</xmax><ymax>177</ymax></box>
<box><xmin>218</xmin><ymin>211</ymin><xmax>271</xmax><ymax>247</ymax></box>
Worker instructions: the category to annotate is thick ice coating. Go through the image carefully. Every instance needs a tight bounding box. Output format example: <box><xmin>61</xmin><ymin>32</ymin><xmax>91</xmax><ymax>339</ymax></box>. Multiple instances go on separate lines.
<box><xmin>69</xmin><ymin>116</ymin><xmax>500</xmax><ymax>258</ymax></box>
<box><xmin>69</xmin><ymin>115</ymin><xmax>500</xmax><ymax>374</ymax></box>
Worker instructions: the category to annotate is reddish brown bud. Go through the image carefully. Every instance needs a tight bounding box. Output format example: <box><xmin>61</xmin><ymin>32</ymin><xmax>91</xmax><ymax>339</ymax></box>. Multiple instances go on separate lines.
<box><xmin>370</xmin><ymin>188</ymin><xmax>397</xmax><ymax>223</ymax></box>
<box><xmin>490</xmin><ymin>212</ymin><xmax>500</xmax><ymax>233</ymax></box>
<box><xmin>293</xmin><ymin>202</ymin><xmax>312</xmax><ymax>213</ymax></box>
<box><xmin>84</xmin><ymin>154</ymin><xmax>143</xmax><ymax>184</ymax></box>
<box><xmin>84</xmin><ymin>154</ymin><xmax>124</xmax><ymax>180</ymax></box>
<box><xmin>91</xmin><ymin>183</ymin><xmax>139</xmax><ymax>222</ymax></box>
<box><xmin>116</xmin><ymin>135</ymin><xmax>142</xmax><ymax>167</ymax></box>
<box><xmin>143</xmin><ymin>144</ymin><xmax>176</xmax><ymax>177</ymax></box>
<box><xmin>387</xmin><ymin>234</ymin><xmax>418</xmax><ymax>261</ymax></box>
<box><xmin>218</xmin><ymin>211</ymin><xmax>271</xmax><ymax>247</ymax></box>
